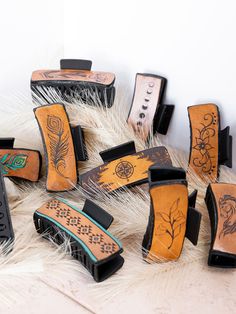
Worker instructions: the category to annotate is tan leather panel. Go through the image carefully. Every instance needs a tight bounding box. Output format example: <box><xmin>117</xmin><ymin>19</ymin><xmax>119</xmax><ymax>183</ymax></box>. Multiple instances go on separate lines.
<box><xmin>34</xmin><ymin>104</ymin><xmax>77</xmax><ymax>192</ymax></box>
<box><xmin>0</xmin><ymin>149</ymin><xmax>40</xmax><ymax>181</ymax></box>
<box><xmin>146</xmin><ymin>184</ymin><xmax>188</xmax><ymax>261</ymax></box>
<box><xmin>81</xmin><ymin>147</ymin><xmax>172</xmax><ymax>193</ymax></box>
<box><xmin>32</xmin><ymin>70</ymin><xmax>115</xmax><ymax>86</ymax></box>
<box><xmin>127</xmin><ymin>74</ymin><xmax>162</xmax><ymax>140</ymax></box>
<box><xmin>188</xmin><ymin>104</ymin><xmax>219</xmax><ymax>182</ymax></box>
<box><xmin>37</xmin><ymin>199</ymin><xmax>120</xmax><ymax>261</ymax></box>
<box><xmin>210</xmin><ymin>183</ymin><xmax>236</xmax><ymax>255</ymax></box>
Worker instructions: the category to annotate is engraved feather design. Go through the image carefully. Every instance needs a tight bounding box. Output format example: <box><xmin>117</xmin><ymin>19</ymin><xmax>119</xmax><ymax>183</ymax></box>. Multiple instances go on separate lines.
<box><xmin>47</xmin><ymin>115</ymin><xmax>69</xmax><ymax>178</ymax></box>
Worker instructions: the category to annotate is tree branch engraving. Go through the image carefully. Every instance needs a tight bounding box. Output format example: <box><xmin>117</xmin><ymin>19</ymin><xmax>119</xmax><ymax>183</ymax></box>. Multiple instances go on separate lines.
<box><xmin>156</xmin><ymin>198</ymin><xmax>186</xmax><ymax>249</ymax></box>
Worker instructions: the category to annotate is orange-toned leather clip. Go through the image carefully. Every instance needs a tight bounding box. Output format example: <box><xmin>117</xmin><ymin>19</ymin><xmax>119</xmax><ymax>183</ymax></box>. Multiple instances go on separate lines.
<box><xmin>142</xmin><ymin>166</ymin><xmax>201</xmax><ymax>262</ymax></box>
<box><xmin>34</xmin><ymin>103</ymin><xmax>87</xmax><ymax>192</ymax></box>
<box><xmin>31</xmin><ymin>59</ymin><xmax>116</xmax><ymax>107</ymax></box>
<box><xmin>80</xmin><ymin>141</ymin><xmax>172</xmax><ymax>194</ymax></box>
<box><xmin>127</xmin><ymin>73</ymin><xmax>174</xmax><ymax>141</ymax></box>
<box><xmin>34</xmin><ymin>198</ymin><xmax>124</xmax><ymax>282</ymax></box>
<box><xmin>205</xmin><ymin>183</ymin><xmax>236</xmax><ymax>268</ymax></box>
<box><xmin>0</xmin><ymin>137</ymin><xmax>41</xmax><ymax>182</ymax></box>
<box><xmin>188</xmin><ymin>104</ymin><xmax>232</xmax><ymax>182</ymax></box>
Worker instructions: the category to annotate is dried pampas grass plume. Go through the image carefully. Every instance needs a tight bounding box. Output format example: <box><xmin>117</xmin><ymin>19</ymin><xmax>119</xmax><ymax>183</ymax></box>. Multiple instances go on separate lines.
<box><xmin>0</xmin><ymin>89</ymin><xmax>235</xmax><ymax>313</ymax></box>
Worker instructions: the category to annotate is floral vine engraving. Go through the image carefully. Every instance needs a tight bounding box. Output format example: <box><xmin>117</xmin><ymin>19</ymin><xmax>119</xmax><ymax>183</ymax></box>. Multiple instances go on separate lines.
<box><xmin>47</xmin><ymin>115</ymin><xmax>69</xmax><ymax>178</ymax></box>
<box><xmin>219</xmin><ymin>194</ymin><xmax>236</xmax><ymax>238</ymax></box>
<box><xmin>192</xmin><ymin>112</ymin><xmax>216</xmax><ymax>175</ymax></box>
<box><xmin>156</xmin><ymin>198</ymin><xmax>186</xmax><ymax>249</ymax></box>
<box><xmin>0</xmin><ymin>154</ymin><xmax>28</xmax><ymax>174</ymax></box>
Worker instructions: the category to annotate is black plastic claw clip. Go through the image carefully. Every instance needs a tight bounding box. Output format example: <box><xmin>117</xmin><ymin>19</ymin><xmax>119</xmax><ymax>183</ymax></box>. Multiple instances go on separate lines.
<box><xmin>80</xmin><ymin>141</ymin><xmax>172</xmax><ymax>194</ymax></box>
<box><xmin>127</xmin><ymin>73</ymin><xmax>174</xmax><ymax>141</ymax></box>
<box><xmin>0</xmin><ymin>171</ymin><xmax>14</xmax><ymax>248</ymax></box>
<box><xmin>142</xmin><ymin>165</ymin><xmax>201</xmax><ymax>262</ymax></box>
<box><xmin>31</xmin><ymin>59</ymin><xmax>116</xmax><ymax>107</ymax></box>
<box><xmin>34</xmin><ymin>198</ymin><xmax>124</xmax><ymax>282</ymax></box>
<box><xmin>205</xmin><ymin>183</ymin><xmax>236</xmax><ymax>268</ymax></box>
<box><xmin>188</xmin><ymin>104</ymin><xmax>233</xmax><ymax>182</ymax></box>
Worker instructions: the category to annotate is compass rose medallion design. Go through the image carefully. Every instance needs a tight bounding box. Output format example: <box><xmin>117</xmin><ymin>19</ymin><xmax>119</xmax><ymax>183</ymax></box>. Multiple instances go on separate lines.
<box><xmin>114</xmin><ymin>160</ymin><xmax>135</xmax><ymax>181</ymax></box>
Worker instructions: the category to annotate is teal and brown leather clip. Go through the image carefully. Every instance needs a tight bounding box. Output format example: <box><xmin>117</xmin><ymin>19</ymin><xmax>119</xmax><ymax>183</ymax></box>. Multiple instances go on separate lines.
<box><xmin>34</xmin><ymin>103</ymin><xmax>87</xmax><ymax>192</ymax></box>
<box><xmin>188</xmin><ymin>103</ymin><xmax>232</xmax><ymax>182</ymax></box>
<box><xmin>31</xmin><ymin>59</ymin><xmax>116</xmax><ymax>107</ymax></box>
<box><xmin>34</xmin><ymin>198</ymin><xmax>124</xmax><ymax>282</ymax></box>
<box><xmin>142</xmin><ymin>165</ymin><xmax>201</xmax><ymax>262</ymax></box>
<box><xmin>80</xmin><ymin>141</ymin><xmax>172</xmax><ymax>193</ymax></box>
<box><xmin>0</xmin><ymin>137</ymin><xmax>41</xmax><ymax>182</ymax></box>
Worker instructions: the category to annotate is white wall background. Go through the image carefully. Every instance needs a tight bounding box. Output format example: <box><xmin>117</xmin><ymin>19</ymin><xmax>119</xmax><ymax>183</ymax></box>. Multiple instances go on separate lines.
<box><xmin>64</xmin><ymin>0</ymin><xmax>236</xmax><ymax>171</ymax></box>
<box><xmin>0</xmin><ymin>0</ymin><xmax>63</xmax><ymax>97</ymax></box>
<box><xmin>0</xmin><ymin>0</ymin><xmax>236</xmax><ymax>170</ymax></box>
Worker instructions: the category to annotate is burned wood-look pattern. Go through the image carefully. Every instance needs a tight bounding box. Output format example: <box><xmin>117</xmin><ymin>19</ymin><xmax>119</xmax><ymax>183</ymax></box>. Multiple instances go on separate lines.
<box><xmin>34</xmin><ymin>104</ymin><xmax>77</xmax><ymax>192</ymax></box>
<box><xmin>80</xmin><ymin>146</ymin><xmax>172</xmax><ymax>193</ymax></box>
<box><xmin>145</xmin><ymin>184</ymin><xmax>188</xmax><ymax>262</ymax></box>
<box><xmin>188</xmin><ymin>104</ymin><xmax>219</xmax><ymax>182</ymax></box>
<box><xmin>32</xmin><ymin>70</ymin><xmax>115</xmax><ymax>86</ymax></box>
<box><xmin>0</xmin><ymin>149</ymin><xmax>41</xmax><ymax>181</ymax></box>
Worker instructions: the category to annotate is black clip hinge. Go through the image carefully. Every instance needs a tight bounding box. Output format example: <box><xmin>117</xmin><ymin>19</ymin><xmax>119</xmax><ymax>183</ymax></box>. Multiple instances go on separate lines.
<box><xmin>154</xmin><ymin>104</ymin><xmax>175</xmax><ymax>135</ymax></box>
<box><xmin>99</xmin><ymin>141</ymin><xmax>136</xmax><ymax>163</ymax></box>
<box><xmin>60</xmin><ymin>59</ymin><xmax>92</xmax><ymax>71</ymax></box>
<box><xmin>0</xmin><ymin>138</ymin><xmax>15</xmax><ymax>149</ymax></box>
<box><xmin>82</xmin><ymin>199</ymin><xmax>113</xmax><ymax>230</ymax></box>
<box><xmin>71</xmin><ymin>126</ymin><xmax>88</xmax><ymax>162</ymax></box>
<box><xmin>219</xmin><ymin>126</ymin><xmax>232</xmax><ymax>168</ymax></box>
<box><xmin>185</xmin><ymin>190</ymin><xmax>201</xmax><ymax>246</ymax></box>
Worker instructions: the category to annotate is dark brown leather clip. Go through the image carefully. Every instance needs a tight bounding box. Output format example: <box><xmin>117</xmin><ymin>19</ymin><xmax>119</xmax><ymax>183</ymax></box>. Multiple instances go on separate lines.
<box><xmin>0</xmin><ymin>137</ymin><xmax>41</xmax><ymax>182</ymax></box>
<box><xmin>31</xmin><ymin>59</ymin><xmax>116</xmax><ymax>107</ymax></box>
<box><xmin>34</xmin><ymin>103</ymin><xmax>88</xmax><ymax>192</ymax></box>
<box><xmin>188</xmin><ymin>104</ymin><xmax>232</xmax><ymax>182</ymax></box>
<box><xmin>80</xmin><ymin>141</ymin><xmax>172</xmax><ymax>194</ymax></box>
<box><xmin>34</xmin><ymin>197</ymin><xmax>124</xmax><ymax>282</ymax></box>
<box><xmin>205</xmin><ymin>183</ymin><xmax>236</xmax><ymax>268</ymax></box>
<box><xmin>127</xmin><ymin>73</ymin><xmax>174</xmax><ymax>141</ymax></box>
<box><xmin>142</xmin><ymin>165</ymin><xmax>201</xmax><ymax>262</ymax></box>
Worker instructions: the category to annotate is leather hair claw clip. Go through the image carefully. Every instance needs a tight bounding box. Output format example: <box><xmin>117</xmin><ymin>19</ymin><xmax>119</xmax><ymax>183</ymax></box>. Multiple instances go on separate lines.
<box><xmin>34</xmin><ymin>103</ymin><xmax>87</xmax><ymax>192</ymax></box>
<box><xmin>205</xmin><ymin>183</ymin><xmax>236</xmax><ymax>268</ymax></box>
<box><xmin>34</xmin><ymin>198</ymin><xmax>124</xmax><ymax>282</ymax></box>
<box><xmin>0</xmin><ymin>171</ymin><xmax>14</xmax><ymax>248</ymax></box>
<box><xmin>127</xmin><ymin>73</ymin><xmax>174</xmax><ymax>141</ymax></box>
<box><xmin>31</xmin><ymin>59</ymin><xmax>116</xmax><ymax>107</ymax></box>
<box><xmin>142</xmin><ymin>165</ymin><xmax>202</xmax><ymax>262</ymax></box>
<box><xmin>0</xmin><ymin>137</ymin><xmax>41</xmax><ymax>182</ymax></box>
<box><xmin>188</xmin><ymin>103</ymin><xmax>232</xmax><ymax>182</ymax></box>
<box><xmin>80</xmin><ymin>141</ymin><xmax>172</xmax><ymax>194</ymax></box>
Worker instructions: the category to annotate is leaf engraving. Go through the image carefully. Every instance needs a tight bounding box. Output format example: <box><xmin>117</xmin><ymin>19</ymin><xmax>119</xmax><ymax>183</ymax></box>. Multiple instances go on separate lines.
<box><xmin>156</xmin><ymin>198</ymin><xmax>186</xmax><ymax>249</ymax></box>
